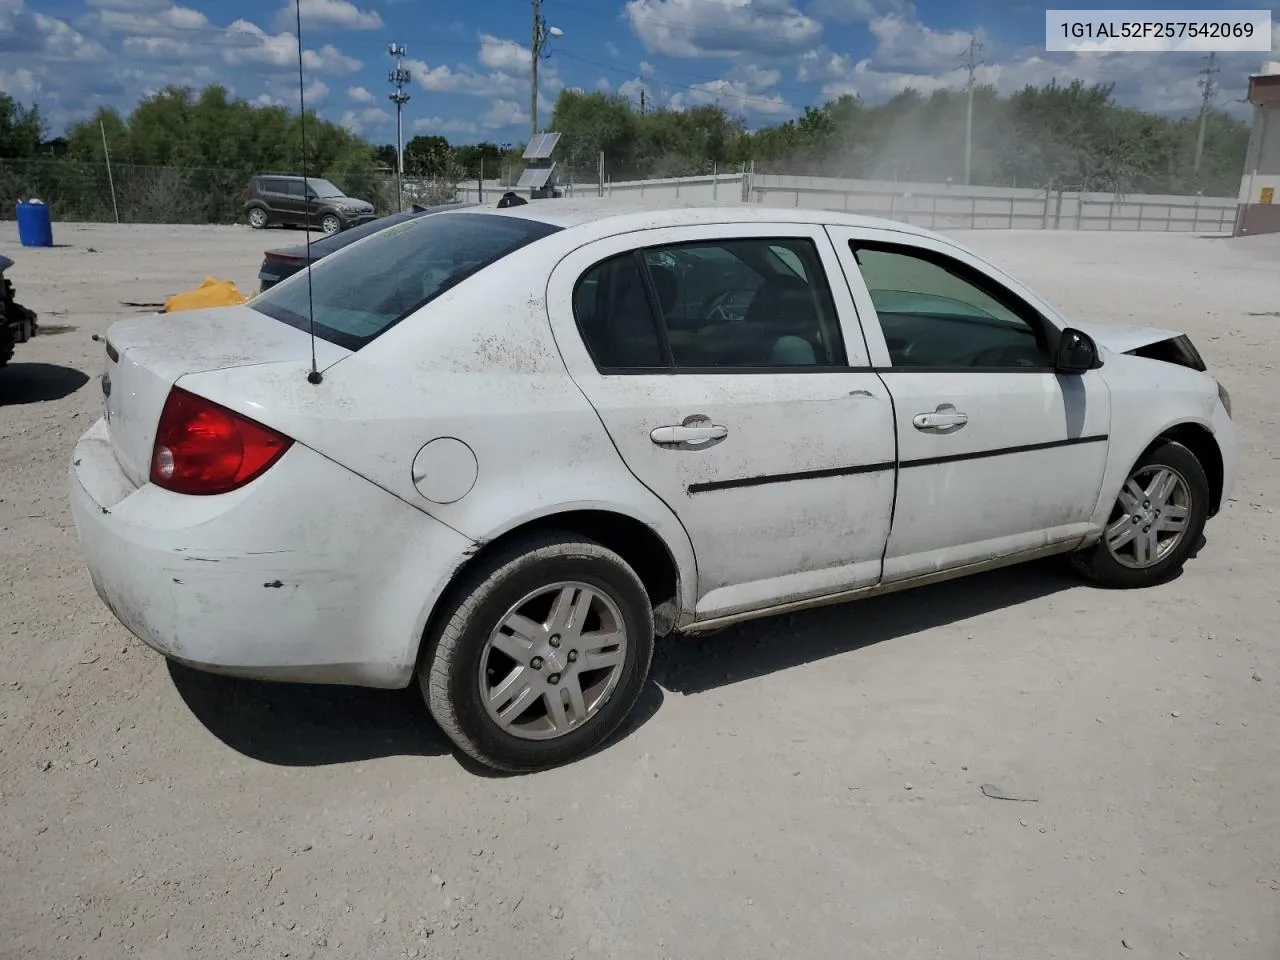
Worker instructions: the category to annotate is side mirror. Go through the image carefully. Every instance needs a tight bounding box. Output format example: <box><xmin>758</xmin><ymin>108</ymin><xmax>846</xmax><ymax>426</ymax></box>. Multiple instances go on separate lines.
<box><xmin>1055</xmin><ymin>327</ymin><xmax>1100</xmax><ymax>374</ymax></box>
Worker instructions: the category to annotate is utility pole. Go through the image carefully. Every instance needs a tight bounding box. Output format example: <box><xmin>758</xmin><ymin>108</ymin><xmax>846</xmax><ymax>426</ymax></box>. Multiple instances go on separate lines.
<box><xmin>963</xmin><ymin>36</ymin><xmax>983</xmax><ymax>186</ymax></box>
<box><xmin>388</xmin><ymin>43</ymin><xmax>411</xmax><ymax>212</ymax></box>
<box><xmin>1194</xmin><ymin>52</ymin><xmax>1219</xmax><ymax>175</ymax></box>
<box><xmin>529</xmin><ymin>0</ymin><xmax>563</xmax><ymax>140</ymax></box>
<box><xmin>639</xmin><ymin>89</ymin><xmax>646</xmax><ymax>115</ymax></box>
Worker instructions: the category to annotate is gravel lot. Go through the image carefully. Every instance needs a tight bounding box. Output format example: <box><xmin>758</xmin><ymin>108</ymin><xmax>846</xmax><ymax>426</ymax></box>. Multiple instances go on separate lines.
<box><xmin>1</xmin><ymin>221</ymin><xmax>1277</xmax><ymax>960</ymax></box>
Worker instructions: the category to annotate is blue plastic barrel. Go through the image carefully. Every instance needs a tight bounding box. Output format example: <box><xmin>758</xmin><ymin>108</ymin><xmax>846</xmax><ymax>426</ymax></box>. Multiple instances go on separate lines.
<box><xmin>16</xmin><ymin>201</ymin><xmax>54</xmax><ymax>248</ymax></box>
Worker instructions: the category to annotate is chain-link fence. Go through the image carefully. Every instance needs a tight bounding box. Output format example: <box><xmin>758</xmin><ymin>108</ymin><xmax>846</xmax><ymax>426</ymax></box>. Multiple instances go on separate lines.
<box><xmin>0</xmin><ymin>159</ymin><xmax>471</xmax><ymax>225</ymax></box>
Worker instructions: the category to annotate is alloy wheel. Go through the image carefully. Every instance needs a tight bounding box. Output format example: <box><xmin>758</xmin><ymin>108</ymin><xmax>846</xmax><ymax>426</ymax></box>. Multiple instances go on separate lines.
<box><xmin>1104</xmin><ymin>465</ymin><xmax>1192</xmax><ymax>569</ymax></box>
<box><xmin>479</xmin><ymin>582</ymin><xmax>629</xmax><ymax>741</ymax></box>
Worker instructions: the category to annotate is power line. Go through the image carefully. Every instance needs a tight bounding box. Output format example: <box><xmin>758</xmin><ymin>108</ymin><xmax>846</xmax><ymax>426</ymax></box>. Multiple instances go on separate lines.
<box><xmin>962</xmin><ymin>36</ymin><xmax>984</xmax><ymax>186</ymax></box>
<box><xmin>1194</xmin><ymin>51</ymin><xmax>1219</xmax><ymax>175</ymax></box>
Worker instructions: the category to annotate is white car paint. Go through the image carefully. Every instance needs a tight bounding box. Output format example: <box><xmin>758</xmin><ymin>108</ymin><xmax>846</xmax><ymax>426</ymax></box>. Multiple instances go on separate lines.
<box><xmin>69</xmin><ymin>200</ymin><xmax>1238</xmax><ymax>688</ymax></box>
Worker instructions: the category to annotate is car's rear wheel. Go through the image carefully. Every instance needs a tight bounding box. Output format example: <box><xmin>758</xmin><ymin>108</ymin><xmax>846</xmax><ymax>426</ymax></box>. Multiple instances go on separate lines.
<box><xmin>420</xmin><ymin>533</ymin><xmax>655</xmax><ymax>772</ymax></box>
<box><xmin>320</xmin><ymin>214</ymin><xmax>342</xmax><ymax>235</ymax></box>
<box><xmin>248</xmin><ymin>207</ymin><xmax>268</xmax><ymax>229</ymax></box>
<box><xmin>1069</xmin><ymin>440</ymin><xmax>1209</xmax><ymax>588</ymax></box>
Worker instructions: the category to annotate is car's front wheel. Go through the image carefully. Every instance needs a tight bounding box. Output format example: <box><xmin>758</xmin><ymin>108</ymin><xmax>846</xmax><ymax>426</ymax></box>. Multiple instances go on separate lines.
<box><xmin>420</xmin><ymin>533</ymin><xmax>655</xmax><ymax>772</ymax></box>
<box><xmin>1070</xmin><ymin>440</ymin><xmax>1209</xmax><ymax>588</ymax></box>
<box><xmin>320</xmin><ymin>214</ymin><xmax>342</xmax><ymax>235</ymax></box>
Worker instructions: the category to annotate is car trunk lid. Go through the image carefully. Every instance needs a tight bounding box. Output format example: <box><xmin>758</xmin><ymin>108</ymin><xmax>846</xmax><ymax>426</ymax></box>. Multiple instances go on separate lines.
<box><xmin>102</xmin><ymin>305</ymin><xmax>350</xmax><ymax>487</ymax></box>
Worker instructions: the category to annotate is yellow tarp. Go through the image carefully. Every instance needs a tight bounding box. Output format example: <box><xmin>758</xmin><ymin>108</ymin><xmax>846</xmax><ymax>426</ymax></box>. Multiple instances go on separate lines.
<box><xmin>164</xmin><ymin>277</ymin><xmax>248</xmax><ymax>313</ymax></box>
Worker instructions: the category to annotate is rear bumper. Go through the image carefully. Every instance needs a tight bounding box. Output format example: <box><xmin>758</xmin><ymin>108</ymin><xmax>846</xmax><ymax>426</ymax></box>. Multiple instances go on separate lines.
<box><xmin>69</xmin><ymin>417</ymin><xmax>473</xmax><ymax>688</ymax></box>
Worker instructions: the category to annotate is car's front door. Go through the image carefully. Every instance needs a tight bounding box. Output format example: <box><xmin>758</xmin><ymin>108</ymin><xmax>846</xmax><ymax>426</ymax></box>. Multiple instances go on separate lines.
<box><xmin>826</xmin><ymin>226</ymin><xmax>1112</xmax><ymax>582</ymax></box>
<box><xmin>547</xmin><ymin>224</ymin><xmax>898</xmax><ymax>622</ymax></box>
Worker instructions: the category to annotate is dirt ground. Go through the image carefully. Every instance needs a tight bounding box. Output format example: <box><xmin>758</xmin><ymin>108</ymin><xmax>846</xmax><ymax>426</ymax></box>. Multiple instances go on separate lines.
<box><xmin>1</xmin><ymin>221</ymin><xmax>1277</xmax><ymax>960</ymax></box>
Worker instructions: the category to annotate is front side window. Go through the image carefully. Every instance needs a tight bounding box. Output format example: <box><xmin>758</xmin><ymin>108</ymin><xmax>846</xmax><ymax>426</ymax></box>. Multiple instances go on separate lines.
<box><xmin>572</xmin><ymin>237</ymin><xmax>847</xmax><ymax>371</ymax></box>
<box><xmin>285</xmin><ymin>181</ymin><xmax>306</xmax><ymax>198</ymax></box>
<box><xmin>852</xmin><ymin>243</ymin><xmax>1051</xmax><ymax>369</ymax></box>
<box><xmin>251</xmin><ymin>212</ymin><xmax>562</xmax><ymax>350</ymax></box>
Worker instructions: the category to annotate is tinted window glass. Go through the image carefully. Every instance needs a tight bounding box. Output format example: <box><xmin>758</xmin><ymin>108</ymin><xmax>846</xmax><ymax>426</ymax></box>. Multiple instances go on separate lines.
<box><xmin>853</xmin><ymin>244</ymin><xmax>1050</xmax><ymax>368</ymax></box>
<box><xmin>251</xmin><ymin>212</ymin><xmax>562</xmax><ymax>351</ymax></box>
<box><xmin>263</xmin><ymin>179</ymin><xmax>287</xmax><ymax>194</ymax></box>
<box><xmin>646</xmin><ymin>238</ymin><xmax>846</xmax><ymax>368</ymax></box>
<box><xmin>285</xmin><ymin>181</ymin><xmax>306</xmax><ymax>198</ymax></box>
<box><xmin>572</xmin><ymin>254</ymin><xmax>665</xmax><ymax>369</ymax></box>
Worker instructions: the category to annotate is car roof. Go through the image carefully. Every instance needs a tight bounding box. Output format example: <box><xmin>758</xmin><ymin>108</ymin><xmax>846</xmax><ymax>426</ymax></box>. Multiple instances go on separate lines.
<box><xmin>468</xmin><ymin>197</ymin><xmax>948</xmax><ymax>244</ymax></box>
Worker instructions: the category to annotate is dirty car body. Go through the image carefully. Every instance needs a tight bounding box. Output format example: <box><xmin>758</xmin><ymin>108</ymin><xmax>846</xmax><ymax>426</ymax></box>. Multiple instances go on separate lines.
<box><xmin>69</xmin><ymin>201</ymin><xmax>1238</xmax><ymax>772</ymax></box>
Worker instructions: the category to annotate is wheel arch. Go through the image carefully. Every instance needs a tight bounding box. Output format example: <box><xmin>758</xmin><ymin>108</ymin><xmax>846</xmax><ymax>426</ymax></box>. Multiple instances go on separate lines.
<box><xmin>1147</xmin><ymin>420</ymin><xmax>1225</xmax><ymax>517</ymax></box>
<box><xmin>414</xmin><ymin>506</ymin><xmax>694</xmax><ymax>674</ymax></box>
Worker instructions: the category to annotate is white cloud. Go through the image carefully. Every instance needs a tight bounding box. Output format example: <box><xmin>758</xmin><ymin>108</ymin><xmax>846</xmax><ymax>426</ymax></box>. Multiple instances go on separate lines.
<box><xmin>276</xmin><ymin>0</ymin><xmax>382</xmax><ymax>32</ymax></box>
<box><xmin>605</xmin><ymin>41</ymin><xmax>620</xmax><ymax>57</ymax></box>
<box><xmin>618</xmin><ymin>76</ymin><xmax>647</xmax><ymax>101</ymax></box>
<box><xmin>478</xmin><ymin>34</ymin><xmax>532</xmax><ymax>75</ymax></box>
<box><xmin>595</xmin><ymin>77</ymin><xmax>612</xmax><ymax>92</ymax></box>
<box><xmin>669</xmin><ymin>78</ymin><xmax>793</xmax><ymax>115</ymax></box>
<box><xmin>804</xmin><ymin>0</ymin><xmax>903</xmax><ymax>23</ymax></box>
<box><xmin>413</xmin><ymin>116</ymin><xmax>480</xmax><ymax>136</ymax></box>
<box><xmin>340</xmin><ymin>105</ymin><xmax>390</xmax><ymax>135</ymax></box>
<box><xmin>0</xmin><ymin>66</ymin><xmax>40</xmax><ymax>99</ymax></box>
<box><xmin>639</xmin><ymin>60</ymin><xmax>655</xmax><ymax>76</ymax></box>
<box><xmin>86</xmin><ymin>0</ymin><xmax>172</xmax><ymax>8</ymax></box>
<box><xmin>867</xmin><ymin>13</ymin><xmax>976</xmax><ymax>70</ymax></box>
<box><xmin>481</xmin><ymin>98</ymin><xmax>529</xmax><ymax>129</ymax></box>
<box><xmin>732</xmin><ymin>63</ymin><xmax>781</xmax><ymax>89</ymax></box>
<box><xmin>302</xmin><ymin>43</ymin><xmax>361</xmax><ymax>74</ymax></box>
<box><xmin>303</xmin><ymin>78</ymin><xmax>329</xmax><ymax>103</ymax></box>
<box><xmin>404</xmin><ymin>57</ymin><xmax>527</xmax><ymax>98</ymax></box>
<box><xmin>625</xmin><ymin>0</ymin><xmax>822</xmax><ymax>58</ymax></box>
<box><xmin>348</xmin><ymin>85</ymin><xmax>375</xmax><ymax>103</ymax></box>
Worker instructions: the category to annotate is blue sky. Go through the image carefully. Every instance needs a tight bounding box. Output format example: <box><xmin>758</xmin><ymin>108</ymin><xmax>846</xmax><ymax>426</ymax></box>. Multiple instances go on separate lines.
<box><xmin>2</xmin><ymin>0</ymin><xmax>1278</xmax><ymax>144</ymax></box>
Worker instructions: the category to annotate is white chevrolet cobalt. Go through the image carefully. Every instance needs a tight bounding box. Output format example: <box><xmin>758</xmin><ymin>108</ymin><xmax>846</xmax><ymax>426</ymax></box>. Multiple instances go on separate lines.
<box><xmin>70</xmin><ymin>201</ymin><xmax>1237</xmax><ymax>772</ymax></box>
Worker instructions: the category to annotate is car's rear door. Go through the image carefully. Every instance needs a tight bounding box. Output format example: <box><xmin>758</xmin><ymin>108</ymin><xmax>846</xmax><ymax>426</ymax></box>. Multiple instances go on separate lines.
<box><xmin>547</xmin><ymin>222</ymin><xmax>897</xmax><ymax>623</ymax></box>
<box><xmin>825</xmin><ymin>225</ymin><xmax>1111</xmax><ymax>582</ymax></box>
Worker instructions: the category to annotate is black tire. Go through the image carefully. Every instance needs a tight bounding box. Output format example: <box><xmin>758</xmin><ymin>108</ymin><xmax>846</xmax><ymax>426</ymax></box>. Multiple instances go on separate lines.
<box><xmin>248</xmin><ymin>207</ymin><xmax>269</xmax><ymax>229</ymax></box>
<box><xmin>420</xmin><ymin>532</ymin><xmax>655</xmax><ymax>773</ymax></box>
<box><xmin>320</xmin><ymin>214</ymin><xmax>342</xmax><ymax>235</ymax></box>
<box><xmin>1069</xmin><ymin>440</ymin><xmax>1209</xmax><ymax>588</ymax></box>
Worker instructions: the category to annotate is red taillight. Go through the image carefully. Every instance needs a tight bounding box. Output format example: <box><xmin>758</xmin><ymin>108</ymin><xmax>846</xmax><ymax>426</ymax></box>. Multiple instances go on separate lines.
<box><xmin>265</xmin><ymin>250</ymin><xmax>305</xmax><ymax>264</ymax></box>
<box><xmin>150</xmin><ymin>387</ymin><xmax>293</xmax><ymax>496</ymax></box>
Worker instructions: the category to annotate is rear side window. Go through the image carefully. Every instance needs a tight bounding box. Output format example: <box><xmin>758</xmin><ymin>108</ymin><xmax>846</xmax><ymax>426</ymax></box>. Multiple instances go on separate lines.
<box><xmin>263</xmin><ymin>179</ymin><xmax>287</xmax><ymax>194</ymax></box>
<box><xmin>572</xmin><ymin>237</ymin><xmax>847</xmax><ymax>371</ymax></box>
<box><xmin>250</xmin><ymin>213</ymin><xmax>562</xmax><ymax>350</ymax></box>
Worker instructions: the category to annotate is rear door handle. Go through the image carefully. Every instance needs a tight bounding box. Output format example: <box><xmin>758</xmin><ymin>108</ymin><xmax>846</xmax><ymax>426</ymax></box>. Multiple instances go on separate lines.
<box><xmin>912</xmin><ymin>405</ymin><xmax>968</xmax><ymax>431</ymax></box>
<box><xmin>650</xmin><ymin>424</ymin><xmax>729</xmax><ymax>446</ymax></box>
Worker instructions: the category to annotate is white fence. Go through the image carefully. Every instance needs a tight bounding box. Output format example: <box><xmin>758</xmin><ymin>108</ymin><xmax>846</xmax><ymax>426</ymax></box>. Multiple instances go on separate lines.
<box><xmin>456</xmin><ymin>172</ymin><xmax>1237</xmax><ymax>233</ymax></box>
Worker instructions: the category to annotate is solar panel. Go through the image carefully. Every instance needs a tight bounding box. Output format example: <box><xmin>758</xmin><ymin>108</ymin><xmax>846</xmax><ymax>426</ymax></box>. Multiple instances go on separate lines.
<box><xmin>522</xmin><ymin>132</ymin><xmax>561</xmax><ymax>160</ymax></box>
<box><xmin>516</xmin><ymin>163</ymin><xmax>557</xmax><ymax>189</ymax></box>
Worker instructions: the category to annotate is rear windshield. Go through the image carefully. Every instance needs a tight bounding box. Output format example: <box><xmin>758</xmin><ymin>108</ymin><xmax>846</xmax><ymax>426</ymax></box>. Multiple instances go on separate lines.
<box><xmin>250</xmin><ymin>212</ymin><xmax>562</xmax><ymax>350</ymax></box>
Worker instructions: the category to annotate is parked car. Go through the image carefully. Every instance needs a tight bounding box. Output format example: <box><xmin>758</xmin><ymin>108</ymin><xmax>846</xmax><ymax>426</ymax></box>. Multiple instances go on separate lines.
<box><xmin>257</xmin><ymin>202</ymin><xmax>475</xmax><ymax>292</ymax></box>
<box><xmin>243</xmin><ymin>175</ymin><xmax>376</xmax><ymax>235</ymax></box>
<box><xmin>0</xmin><ymin>254</ymin><xmax>38</xmax><ymax>369</ymax></box>
<box><xmin>70</xmin><ymin>202</ymin><xmax>1237</xmax><ymax>773</ymax></box>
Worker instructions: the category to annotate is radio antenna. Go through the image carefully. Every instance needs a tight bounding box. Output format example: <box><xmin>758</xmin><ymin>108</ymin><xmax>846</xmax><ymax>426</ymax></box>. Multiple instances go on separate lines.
<box><xmin>295</xmin><ymin>0</ymin><xmax>322</xmax><ymax>385</ymax></box>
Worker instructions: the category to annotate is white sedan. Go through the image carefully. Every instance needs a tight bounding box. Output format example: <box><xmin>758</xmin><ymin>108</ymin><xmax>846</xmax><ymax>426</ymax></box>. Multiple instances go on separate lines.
<box><xmin>69</xmin><ymin>201</ymin><xmax>1237</xmax><ymax>772</ymax></box>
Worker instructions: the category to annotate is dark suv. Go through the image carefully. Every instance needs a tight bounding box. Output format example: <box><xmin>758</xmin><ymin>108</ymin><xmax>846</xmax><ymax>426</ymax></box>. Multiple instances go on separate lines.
<box><xmin>244</xmin><ymin>175</ymin><xmax>376</xmax><ymax>235</ymax></box>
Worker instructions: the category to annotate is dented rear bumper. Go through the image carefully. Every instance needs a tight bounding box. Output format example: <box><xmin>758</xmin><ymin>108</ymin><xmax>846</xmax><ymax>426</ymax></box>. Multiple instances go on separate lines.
<box><xmin>69</xmin><ymin>417</ymin><xmax>472</xmax><ymax>688</ymax></box>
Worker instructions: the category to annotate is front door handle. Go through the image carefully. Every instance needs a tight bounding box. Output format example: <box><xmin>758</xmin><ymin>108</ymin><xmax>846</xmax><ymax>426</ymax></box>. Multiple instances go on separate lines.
<box><xmin>650</xmin><ymin>424</ymin><xmax>729</xmax><ymax>446</ymax></box>
<box><xmin>913</xmin><ymin>404</ymin><xmax>968</xmax><ymax>431</ymax></box>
